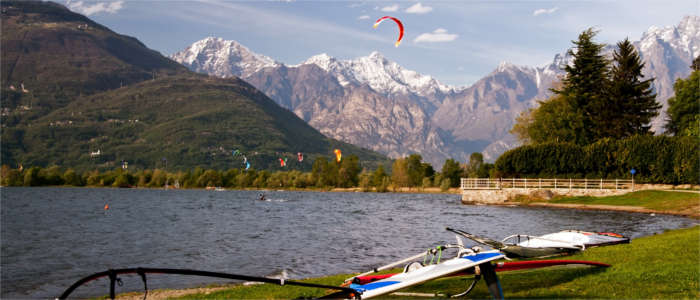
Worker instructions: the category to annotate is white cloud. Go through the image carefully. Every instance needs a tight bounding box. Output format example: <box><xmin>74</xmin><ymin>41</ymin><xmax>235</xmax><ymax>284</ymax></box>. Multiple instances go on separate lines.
<box><xmin>381</xmin><ymin>4</ymin><xmax>399</xmax><ymax>12</ymax></box>
<box><xmin>533</xmin><ymin>7</ymin><xmax>558</xmax><ymax>16</ymax></box>
<box><xmin>405</xmin><ymin>3</ymin><xmax>432</xmax><ymax>14</ymax></box>
<box><xmin>414</xmin><ymin>28</ymin><xmax>458</xmax><ymax>43</ymax></box>
<box><xmin>358</xmin><ymin>15</ymin><xmax>370</xmax><ymax>20</ymax></box>
<box><xmin>65</xmin><ymin>0</ymin><xmax>124</xmax><ymax>16</ymax></box>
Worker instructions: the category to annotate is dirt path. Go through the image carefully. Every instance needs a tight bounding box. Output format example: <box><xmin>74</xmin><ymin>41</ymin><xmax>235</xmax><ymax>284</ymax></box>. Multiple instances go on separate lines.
<box><xmin>524</xmin><ymin>202</ymin><xmax>700</xmax><ymax>218</ymax></box>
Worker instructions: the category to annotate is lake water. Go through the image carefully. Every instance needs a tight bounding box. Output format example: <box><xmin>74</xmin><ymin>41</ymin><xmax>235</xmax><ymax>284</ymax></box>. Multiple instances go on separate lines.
<box><xmin>1</xmin><ymin>187</ymin><xmax>696</xmax><ymax>298</ymax></box>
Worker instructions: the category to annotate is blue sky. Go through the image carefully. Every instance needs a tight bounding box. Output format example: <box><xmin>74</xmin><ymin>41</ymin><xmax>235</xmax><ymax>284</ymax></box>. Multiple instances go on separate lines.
<box><xmin>64</xmin><ymin>0</ymin><xmax>698</xmax><ymax>86</ymax></box>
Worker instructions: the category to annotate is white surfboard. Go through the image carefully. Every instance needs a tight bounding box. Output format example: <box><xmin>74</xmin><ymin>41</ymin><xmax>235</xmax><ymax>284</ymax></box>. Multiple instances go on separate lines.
<box><xmin>349</xmin><ymin>250</ymin><xmax>504</xmax><ymax>299</ymax></box>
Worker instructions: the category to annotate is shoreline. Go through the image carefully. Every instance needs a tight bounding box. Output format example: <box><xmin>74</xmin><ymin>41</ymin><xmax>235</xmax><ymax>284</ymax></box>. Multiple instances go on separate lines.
<box><xmin>499</xmin><ymin>201</ymin><xmax>700</xmax><ymax>218</ymax></box>
<box><xmin>112</xmin><ymin>226</ymin><xmax>700</xmax><ymax>300</ymax></box>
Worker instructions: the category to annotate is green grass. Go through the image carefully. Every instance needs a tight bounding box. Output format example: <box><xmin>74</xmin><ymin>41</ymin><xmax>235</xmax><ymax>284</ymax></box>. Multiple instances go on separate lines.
<box><xmin>549</xmin><ymin>190</ymin><xmax>700</xmax><ymax>212</ymax></box>
<box><xmin>171</xmin><ymin>226</ymin><xmax>699</xmax><ymax>299</ymax></box>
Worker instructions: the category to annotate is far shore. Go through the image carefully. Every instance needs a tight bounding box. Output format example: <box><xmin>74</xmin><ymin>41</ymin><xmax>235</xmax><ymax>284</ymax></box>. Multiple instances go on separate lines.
<box><xmin>3</xmin><ymin>184</ymin><xmax>697</xmax><ymax>218</ymax></box>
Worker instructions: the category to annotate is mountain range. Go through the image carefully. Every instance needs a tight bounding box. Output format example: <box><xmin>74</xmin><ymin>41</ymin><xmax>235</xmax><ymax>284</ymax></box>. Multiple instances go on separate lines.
<box><xmin>172</xmin><ymin>16</ymin><xmax>700</xmax><ymax>167</ymax></box>
<box><xmin>0</xmin><ymin>0</ymin><xmax>388</xmax><ymax>171</ymax></box>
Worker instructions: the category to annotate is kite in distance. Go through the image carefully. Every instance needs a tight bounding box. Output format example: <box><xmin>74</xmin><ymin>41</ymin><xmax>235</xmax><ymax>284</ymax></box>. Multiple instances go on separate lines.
<box><xmin>373</xmin><ymin>16</ymin><xmax>404</xmax><ymax>47</ymax></box>
<box><xmin>334</xmin><ymin>149</ymin><xmax>342</xmax><ymax>163</ymax></box>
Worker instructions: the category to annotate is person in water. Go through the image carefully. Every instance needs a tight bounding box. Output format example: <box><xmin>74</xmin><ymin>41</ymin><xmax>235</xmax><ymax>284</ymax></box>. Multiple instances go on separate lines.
<box><xmin>259</xmin><ymin>193</ymin><xmax>265</xmax><ymax>201</ymax></box>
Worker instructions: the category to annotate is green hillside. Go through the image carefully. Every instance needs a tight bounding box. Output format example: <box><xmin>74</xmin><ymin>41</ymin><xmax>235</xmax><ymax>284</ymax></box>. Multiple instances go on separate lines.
<box><xmin>1</xmin><ymin>0</ymin><xmax>187</xmax><ymax>112</ymax></box>
<box><xmin>0</xmin><ymin>0</ymin><xmax>389</xmax><ymax>171</ymax></box>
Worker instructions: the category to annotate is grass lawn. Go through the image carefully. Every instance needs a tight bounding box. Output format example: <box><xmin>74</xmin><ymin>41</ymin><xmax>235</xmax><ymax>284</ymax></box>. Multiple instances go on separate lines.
<box><xmin>173</xmin><ymin>226</ymin><xmax>699</xmax><ymax>299</ymax></box>
<box><xmin>549</xmin><ymin>190</ymin><xmax>699</xmax><ymax>212</ymax></box>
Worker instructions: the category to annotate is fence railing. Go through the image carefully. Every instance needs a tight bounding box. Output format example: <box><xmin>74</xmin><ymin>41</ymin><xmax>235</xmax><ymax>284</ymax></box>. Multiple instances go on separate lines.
<box><xmin>461</xmin><ymin>178</ymin><xmax>634</xmax><ymax>190</ymax></box>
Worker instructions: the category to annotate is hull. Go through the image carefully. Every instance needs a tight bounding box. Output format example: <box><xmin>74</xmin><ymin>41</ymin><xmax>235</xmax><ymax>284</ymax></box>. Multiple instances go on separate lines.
<box><xmin>349</xmin><ymin>251</ymin><xmax>504</xmax><ymax>299</ymax></box>
<box><xmin>352</xmin><ymin>259</ymin><xmax>610</xmax><ymax>285</ymax></box>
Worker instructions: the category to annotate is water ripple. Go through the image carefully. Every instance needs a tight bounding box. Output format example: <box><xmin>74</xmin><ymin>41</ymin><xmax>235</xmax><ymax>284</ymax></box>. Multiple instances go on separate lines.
<box><xmin>1</xmin><ymin>187</ymin><xmax>696</xmax><ymax>298</ymax></box>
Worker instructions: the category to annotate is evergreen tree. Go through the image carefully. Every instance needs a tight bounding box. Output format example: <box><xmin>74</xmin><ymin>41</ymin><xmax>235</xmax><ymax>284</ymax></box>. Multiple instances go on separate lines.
<box><xmin>607</xmin><ymin>38</ymin><xmax>660</xmax><ymax>137</ymax></box>
<box><xmin>692</xmin><ymin>55</ymin><xmax>700</xmax><ymax>71</ymax></box>
<box><xmin>552</xmin><ymin>28</ymin><xmax>609</xmax><ymax>145</ymax></box>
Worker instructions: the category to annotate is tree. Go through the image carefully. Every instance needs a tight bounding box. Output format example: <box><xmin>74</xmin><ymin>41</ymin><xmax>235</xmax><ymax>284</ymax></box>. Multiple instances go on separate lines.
<box><xmin>197</xmin><ymin>170</ymin><xmax>222</xmax><ymax>187</ymax></box>
<box><xmin>150</xmin><ymin>169</ymin><xmax>168</xmax><ymax>187</ymax></box>
<box><xmin>665</xmin><ymin>69</ymin><xmax>699</xmax><ymax>137</ymax></box>
<box><xmin>511</xmin><ymin>94</ymin><xmax>582</xmax><ymax>144</ymax></box>
<box><xmin>692</xmin><ymin>55</ymin><xmax>700</xmax><ymax>71</ymax></box>
<box><xmin>511</xmin><ymin>108</ymin><xmax>535</xmax><ymax>144</ymax></box>
<box><xmin>2</xmin><ymin>165</ymin><xmax>23</xmax><ymax>186</ymax></box>
<box><xmin>552</xmin><ymin>28</ymin><xmax>609</xmax><ymax>145</ymax></box>
<box><xmin>406</xmin><ymin>154</ymin><xmax>425</xmax><ymax>187</ymax></box>
<box><xmin>606</xmin><ymin>38</ymin><xmax>660</xmax><ymax>137</ymax></box>
<box><xmin>441</xmin><ymin>159</ymin><xmax>462</xmax><ymax>187</ymax></box>
<box><xmin>391</xmin><ymin>158</ymin><xmax>410</xmax><ymax>188</ymax></box>
<box><xmin>338</xmin><ymin>155</ymin><xmax>361</xmax><ymax>187</ymax></box>
<box><xmin>372</xmin><ymin>165</ymin><xmax>388</xmax><ymax>187</ymax></box>
<box><xmin>23</xmin><ymin>166</ymin><xmax>41</xmax><ymax>186</ymax></box>
<box><xmin>466</xmin><ymin>152</ymin><xmax>484</xmax><ymax>177</ymax></box>
<box><xmin>63</xmin><ymin>169</ymin><xmax>82</xmax><ymax>186</ymax></box>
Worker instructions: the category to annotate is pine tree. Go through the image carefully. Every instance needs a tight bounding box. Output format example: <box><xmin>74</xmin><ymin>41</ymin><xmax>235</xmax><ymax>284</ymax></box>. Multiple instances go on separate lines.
<box><xmin>552</xmin><ymin>28</ymin><xmax>609</xmax><ymax>145</ymax></box>
<box><xmin>607</xmin><ymin>38</ymin><xmax>660</xmax><ymax>137</ymax></box>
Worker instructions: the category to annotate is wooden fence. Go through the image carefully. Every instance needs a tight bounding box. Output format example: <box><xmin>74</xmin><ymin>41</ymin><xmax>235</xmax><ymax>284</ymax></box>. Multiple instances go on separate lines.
<box><xmin>461</xmin><ymin>178</ymin><xmax>634</xmax><ymax>190</ymax></box>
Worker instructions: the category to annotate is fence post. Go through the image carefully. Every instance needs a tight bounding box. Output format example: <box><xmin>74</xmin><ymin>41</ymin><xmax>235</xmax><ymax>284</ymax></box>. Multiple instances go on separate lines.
<box><xmin>569</xmin><ymin>178</ymin><xmax>572</xmax><ymax>190</ymax></box>
<box><xmin>555</xmin><ymin>178</ymin><xmax>557</xmax><ymax>189</ymax></box>
<box><xmin>524</xmin><ymin>178</ymin><xmax>527</xmax><ymax>189</ymax></box>
<box><xmin>615</xmin><ymin>179</ymin><xmax>618</xmax><ymax>190</ymax></box>
<box><xmin>600</xmin><ymin>178</ymin><xmax>603</xmax><ymax>190</ymax></box>
<box><xmin>539</xmin><ymin>178</ymin><xmax>542</xmax><ymax>189</ymax></box>
<box><xmin>585</xmin><ymin>178</ymin><xmax>588</xmax><ymax>191</ymax></box>
<box><xmin>513</xmin><ymin>178</ymin><xmax>515</xmax><ymax>189</ymax></box>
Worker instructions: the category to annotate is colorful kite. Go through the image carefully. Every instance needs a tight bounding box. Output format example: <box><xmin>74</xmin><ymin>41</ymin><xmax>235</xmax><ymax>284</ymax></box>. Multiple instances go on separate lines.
<box><xmin>373</xmin><ymin>16</ymin><xmax>404</xmax><ymax>47</ymax></box>
<box><xmin>297</xmin><ymin>152</ymin><xmax>304</xmax><ymax>162</ymax></box>
<box><xmin>245</xmin><ymin>161</ymin><xmax>251</xmax><ymax>170</ymax></box>
<box><xmin>279</xmin><ymin>158</ymin><xmax>287</xmax><ymax>167</ymax></box>
<box><xmin>334</xmin><ymin>149</ymin><xmax>342</xmax><ymax>163</ymax></box>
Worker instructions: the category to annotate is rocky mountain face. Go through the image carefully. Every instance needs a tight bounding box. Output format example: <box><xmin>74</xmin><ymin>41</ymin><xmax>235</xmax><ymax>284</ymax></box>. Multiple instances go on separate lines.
<box><xmin>171</xmin><ymin>16</ymin><xmax>699</xmax><ymax>167</ymax></box>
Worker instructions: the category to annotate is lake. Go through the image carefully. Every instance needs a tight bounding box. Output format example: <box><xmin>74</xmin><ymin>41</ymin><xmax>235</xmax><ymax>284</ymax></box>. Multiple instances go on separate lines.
<box><xmin>1</xmin><ymin>187</ymin><xmax>696</xmax><ymax>298</ymax></box>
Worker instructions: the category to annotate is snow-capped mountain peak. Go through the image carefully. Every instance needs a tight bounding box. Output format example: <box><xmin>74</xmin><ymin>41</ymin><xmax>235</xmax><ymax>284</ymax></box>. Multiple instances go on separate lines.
<box><xmin>299</xmin><ymin>51</ymin><xmax>454</xmax><ymax>95</ymax></box>
<box><xmin>170</xmin><ymin>37</ymin><xmax>279</xmax><ymax>78</ymax></box>
<box><xmin>301</xmin><ymin>53</ymin><xmax>335</xmax><ymax>71</ymax></box>
<box><xmin>640</xmin><ymin>15</ymin><xmax>699</xmax><ymax>57</ymax></box>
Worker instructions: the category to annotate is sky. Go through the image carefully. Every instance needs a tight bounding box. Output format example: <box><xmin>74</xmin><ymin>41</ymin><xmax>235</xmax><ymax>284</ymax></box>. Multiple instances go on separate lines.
<box><xmin>63</xmin><ymin>0</ymin><xmax>698</xmax><ymax>87</ymax></box>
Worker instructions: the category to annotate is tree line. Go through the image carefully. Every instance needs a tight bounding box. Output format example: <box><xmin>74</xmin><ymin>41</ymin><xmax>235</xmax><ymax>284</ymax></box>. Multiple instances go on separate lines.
<box><xmin>0</xmin><ymin>153</ymin><xmax>495</xmax><ymax>190</ymax></box>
